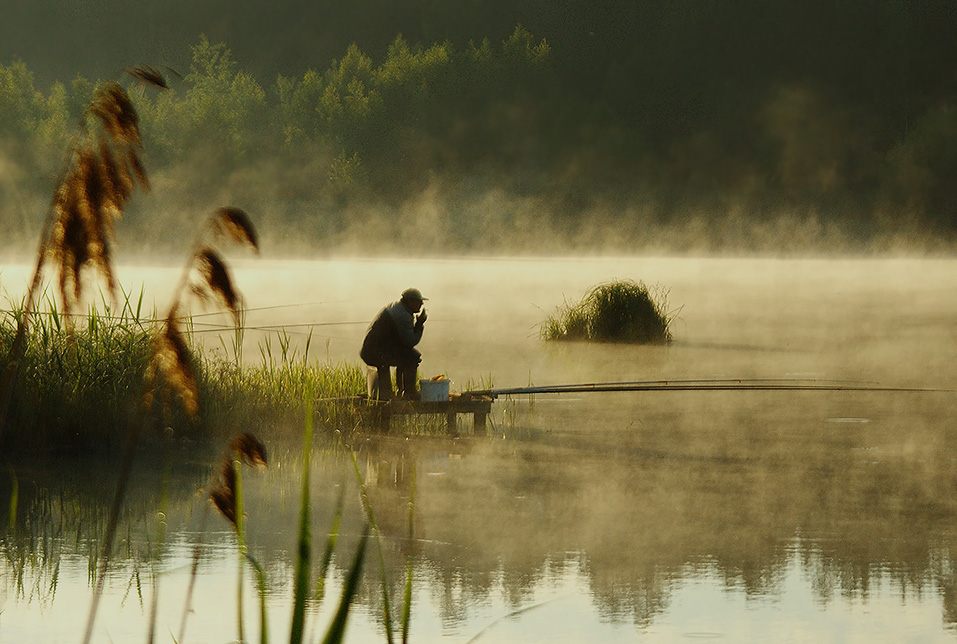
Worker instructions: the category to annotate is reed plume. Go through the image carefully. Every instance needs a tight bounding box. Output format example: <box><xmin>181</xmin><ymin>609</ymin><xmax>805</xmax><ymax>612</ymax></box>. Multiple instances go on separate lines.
<box><xmin>49</xmin><ymin>81</ymin><xmax>150</xmax><ymax>316</ymax></box>
<box><xmin>2</xmin><ymin>71</ymin><xmax>162</xmax><ymax>448</ymax></box>
<box><xmin>209</xmin><ymin>431</ymin><xmax>269</xmax><ymax>644</ymax></box>
<box><xmin>142</xmin><ymin>207</ymin><xmax>258</xmax><ymax>418</ymax></box>
<box><xmin>77</xmin><ymin>69</ymin><xmax>170</xmax><ymax>644</ymax></box>
<box><xmin>212</xmin><ymin>206</ymin><xmax>260</xmax><ymax>251</ymax></box>
<box><xmin>210</xmin><ymin>457</ymin><xmax>240</xmax><ymax>526</ymax></box>
<box><xmin>209</xmin><ymin>432</ymin><xmax>268</xmax><ymax>526</ymax></box>
<box><xmin>123</xmin><ymin>65</ymin><xmax>170</xmax><ymax>89</ymax></box>
<box><xmin>142</xmin><ymin>314</ymin><xmax>199</xmax><ymax>417</ymax></box>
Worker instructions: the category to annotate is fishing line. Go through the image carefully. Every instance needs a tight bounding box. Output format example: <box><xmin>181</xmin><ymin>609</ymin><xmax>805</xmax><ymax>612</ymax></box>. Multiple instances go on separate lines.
<box><xmin>186</xmin><ymin>299</ymin><xmax>354</xmax><ymax>319</ymax></box>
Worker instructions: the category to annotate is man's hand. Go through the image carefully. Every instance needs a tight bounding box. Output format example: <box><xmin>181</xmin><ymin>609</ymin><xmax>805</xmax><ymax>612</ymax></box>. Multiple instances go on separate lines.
<box><xmin>417</xmin><ymin>308</ymin><xmax>428</xmax><ymax>325</ymax></box>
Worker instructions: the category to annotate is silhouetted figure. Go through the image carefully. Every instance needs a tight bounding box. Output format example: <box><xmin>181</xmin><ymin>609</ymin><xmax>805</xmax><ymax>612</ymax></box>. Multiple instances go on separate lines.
<box><xmin>360</xmin><ymin>288</ymin><xmax>428</xmax><ymax>400</ymax></box>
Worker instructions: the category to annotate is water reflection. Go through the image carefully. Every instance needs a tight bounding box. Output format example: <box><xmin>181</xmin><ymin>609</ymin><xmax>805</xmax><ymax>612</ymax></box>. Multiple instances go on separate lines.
<box><xmin>2</xmin><ymin>256</ymin><xmax>957</xmax><ymax>642</ymax></box>
<box><xmin>4</xmin><ymin>419</ymin><xmax>957</xmax><ymax>641</ymax></box>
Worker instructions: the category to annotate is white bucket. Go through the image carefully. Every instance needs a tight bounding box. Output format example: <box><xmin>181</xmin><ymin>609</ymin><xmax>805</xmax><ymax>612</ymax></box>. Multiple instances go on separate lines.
<box><xmin>419</xmin><ymin>378</ymin><xmax>450</xmax><ymax>402</ymax></box>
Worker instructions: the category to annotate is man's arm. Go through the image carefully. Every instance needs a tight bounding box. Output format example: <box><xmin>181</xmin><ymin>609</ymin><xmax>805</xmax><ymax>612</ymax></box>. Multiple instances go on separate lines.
<box><xmin>387</xmin><ymin>302</ymin><xmax>423</xmax><ymax>347</ymax></box>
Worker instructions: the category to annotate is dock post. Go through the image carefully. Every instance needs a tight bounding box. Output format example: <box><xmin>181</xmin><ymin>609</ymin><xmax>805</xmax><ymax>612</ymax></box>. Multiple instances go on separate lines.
<box><xmin>446</xmin><ymin>408</ymin><xmax>457</xmax><ymax>434</ymax></box>
<box><xmin>474</xmin><ymin>411</ymin><xmax>487</xmax><ymax>432</ymax></box>
<box><xmin>373</xmin><ymin>403</ymin><xmax>392</xmax><ymax>432</ymax></box>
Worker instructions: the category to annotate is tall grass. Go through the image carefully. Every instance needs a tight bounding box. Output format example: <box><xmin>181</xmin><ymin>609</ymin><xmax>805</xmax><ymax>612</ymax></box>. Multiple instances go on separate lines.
<box><xmin>540</xmin><ymin>279</ymin><xmax>675</xmax><ymax>344</ymax></box>
<box><xmin>0</xmin><ymin>296</ymin><xmax>367</xmax><ymax>454</ymax></box>
<box><xmin>0</xmin><ymin>75</ymin><xmax>156</xmax><ymax>445</ymax></box>
<box><xmin>0</xmin><ymin>293</ymin><xmax>154</xmax><ymax>452</ymax></box>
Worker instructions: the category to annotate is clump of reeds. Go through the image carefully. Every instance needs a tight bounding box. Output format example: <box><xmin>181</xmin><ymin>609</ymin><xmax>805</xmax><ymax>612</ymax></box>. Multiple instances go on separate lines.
<box><xmin>191</xmin><ymin>418</ymin><xmax>376</xmax><ymax>644</ymax></box>
<box><xmin>0</xmin><ymin>291</ymin><xmax>155</xmax><ymax>451</ymax></box>
<box><xmin>143</xmin><ymin>206</ymin><xmax>259</xmax><ymax>420</ymax></box>
<box><xmin>0</xmin><ymin>75</ymin><xmax>160</xmax><ymax>445</ymax></box>
<box><xmin>0</xmin><ymin>297</ymin><xmax>368</xmax><ymax>453</ymax></box>
<box><xmin>48</xmin><ymin>81</ymin><xmax>149</xmax><ymax>316</ymax></box>
<box><xmin>541</xmin><ymin>279</ymin><xmax>675</xmax><ymax>344</ymax></box>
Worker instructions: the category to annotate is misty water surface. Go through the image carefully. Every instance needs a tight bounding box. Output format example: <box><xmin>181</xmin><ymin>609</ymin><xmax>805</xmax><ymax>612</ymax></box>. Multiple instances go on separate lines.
<box><xmin>3</xmin><ymin>256</ymin><xmax>957</xmax><ymax>643</ymax></box>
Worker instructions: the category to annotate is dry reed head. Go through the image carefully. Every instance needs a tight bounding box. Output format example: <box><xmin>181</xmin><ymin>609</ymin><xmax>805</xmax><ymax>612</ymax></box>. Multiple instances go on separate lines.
<box><xmin>209</xmin><ymin>432</ymin><xmax>268</xmax><ymax>528</ymax></box>
<box><xmin>178</xmin><ymin>208</ymin><xmax>258</xmax><ymax>324</ymax></box>
<box><xmin>124</xmin><ymin>65</ymin><xmax>169</xmax><ymax>89</ymax></box>
<box><xmin>211</xmin><ymin>207</ymin><xmax>259</xmax><ymax>253</ymax></box>
<box><xmin>230</xmin><ymin>432</ymin><xmax>268</xmax><ymax>468</ymax></box>
<box><xmin>142</xmin><ymin>314</ymin><xmax>199</xmax><ymax>417</ymax></box>
<box><xmin>89</xmin><ymin>82</ymin><xmax>142</xmax><ymax>147</ymax></box>
<box><xmin>143</xmin><ymin>208</ymin><xmax>258</xmax><ymax>418</ymax></box>
<box><xmin>195</xmin><ymin>248</ymin><xmax>242</xmax><ymax>324</ymax></box>
<box><xmin>47</xmin><ymin>81</ymin><xmax>151</xmax><ymax>317</ymax></box>
<box><xmin>210</xmin><ymin>460</ymin><xmax>238</xmax><ymax>526</ymax></box>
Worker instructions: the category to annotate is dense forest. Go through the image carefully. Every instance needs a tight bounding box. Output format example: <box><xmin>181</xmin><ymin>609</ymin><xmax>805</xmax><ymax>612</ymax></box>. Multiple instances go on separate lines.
<box><xmin>2</xmin><ymin>1</ymin><xmax>957</xmax><ymax>255</ymax></box>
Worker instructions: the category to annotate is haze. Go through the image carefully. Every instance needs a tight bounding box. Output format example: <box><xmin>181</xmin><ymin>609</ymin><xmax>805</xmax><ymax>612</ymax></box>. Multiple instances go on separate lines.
<box><xmin>2</xmin><ymin>1</ymin><xmax>957</xmax><ymax>258</ymax></box>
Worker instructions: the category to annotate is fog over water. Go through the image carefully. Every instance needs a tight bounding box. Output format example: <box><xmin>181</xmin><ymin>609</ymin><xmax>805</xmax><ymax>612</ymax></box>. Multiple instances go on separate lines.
<box><xmin>3</xmin><ymin>255</ymin><xmax>957</xmax><ymax>642</ymax></box>
<box><xmin>3</xmin><ymin>0</ymin><xmax>957</xmax><ymax>639</ymax></box>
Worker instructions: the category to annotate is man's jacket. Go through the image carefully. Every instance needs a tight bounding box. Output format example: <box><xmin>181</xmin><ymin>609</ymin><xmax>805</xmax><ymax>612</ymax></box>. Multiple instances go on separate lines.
<box><xmin>360</xmin><ymin>300</ymin><xmax>423</xmax><ymax>365</ymax></box>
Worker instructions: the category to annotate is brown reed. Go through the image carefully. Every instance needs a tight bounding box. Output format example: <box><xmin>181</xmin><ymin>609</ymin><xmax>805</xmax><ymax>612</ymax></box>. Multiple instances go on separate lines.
<box><xmin>123</xmin><ymin>65</ymin><xmax>170</xmax><ymax>89</ymax></box>
<box><xmin>2</xmin><ymin>72</ymin><xmax>161</xmax><ymax>448</ymax></box>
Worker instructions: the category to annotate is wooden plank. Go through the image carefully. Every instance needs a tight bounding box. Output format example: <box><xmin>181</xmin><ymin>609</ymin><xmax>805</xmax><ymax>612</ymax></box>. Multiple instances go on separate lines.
<box><xmin>357</xmin><ymin>395</ymin><xmax>492</xmax><ymax>433</ymax></box>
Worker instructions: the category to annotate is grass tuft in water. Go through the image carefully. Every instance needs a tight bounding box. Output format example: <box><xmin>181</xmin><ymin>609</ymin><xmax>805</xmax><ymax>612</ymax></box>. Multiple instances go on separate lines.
<box><xmin>541</xmin><ymin>279</ymin><xmax>675</xmax><ymax>344</ymax></box>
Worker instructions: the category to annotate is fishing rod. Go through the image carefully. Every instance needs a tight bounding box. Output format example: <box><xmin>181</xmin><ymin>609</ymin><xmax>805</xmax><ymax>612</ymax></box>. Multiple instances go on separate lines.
<box><xmin>462</xmin><ymin>378</ymin><xmax>948</xmax><ymax>399</ymax></box>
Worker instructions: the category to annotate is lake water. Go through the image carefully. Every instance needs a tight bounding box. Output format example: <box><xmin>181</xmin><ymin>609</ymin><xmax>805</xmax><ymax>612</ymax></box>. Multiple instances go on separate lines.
<box><xmin>3</xmin><ymin>255</ymin><xmax>957</xmax><ymax>643</ymax></box>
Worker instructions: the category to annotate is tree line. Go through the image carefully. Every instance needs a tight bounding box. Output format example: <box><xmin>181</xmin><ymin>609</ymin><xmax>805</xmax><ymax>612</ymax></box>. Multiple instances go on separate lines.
<box><xmin>2</xmin><ymin>23</ymin><xmax>956</xmax><ymax>253</ymax></box>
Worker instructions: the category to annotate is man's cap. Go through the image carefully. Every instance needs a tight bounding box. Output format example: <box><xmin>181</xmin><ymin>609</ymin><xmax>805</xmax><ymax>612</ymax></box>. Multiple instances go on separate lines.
<box><xmin>401</xmin><ymin>288</ymin><xmax>427</xmax><ymax>302</ymax></box>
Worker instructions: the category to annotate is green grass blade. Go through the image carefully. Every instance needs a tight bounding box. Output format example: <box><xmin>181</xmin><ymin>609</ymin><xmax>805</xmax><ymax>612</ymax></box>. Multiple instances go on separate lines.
<box><xmin>147</xmin><ymin>461</ymin><xmax>171</xmax><ymax>644</ymax></box>
<box><xmin>6</xmin><ymin>468</ymin><xmax>17</xmax><ymax>533</ymax></box>
<box><xmin>235</xmin><ymin>457</ymin><xmax>247</xmax><ymax>644</ymax></box>
<box><xmin>245</xmin><ymin>551</ymin><xmax>269</xmax><ymax>644</ymax></box>
<box><xmin>289</xmin><ymin>399</ymin><xmax>314</xmax><ymax>644</ymax></box>
<box><xmin>176</xmin><ymin>505</ymin><xmax>210</xmax><ymax>644</ymax></box>
<box><xmin>136</xmin><ymin>286</ymin><xmax>144</xmax><ymax>322</ymax></box>
<box><xmin>81</xmin><ymin>418</ymin><xmax>142</xmax><ymax>644</ymax></box>
<box><xmin>349</xmin><ymin>449</ymin><xmax>395</xmax><ymax>644</ymax></box>
<box><xmin>315</xmin><ymin>488</ymin><xmax>345</xmax><ymax>605</ymax></box>
<box><xmin>321</xmin><ymin>527</ymin><xmax>369</xmax><ymax>644</ymax></box>
<box><xmin>401</xmin><ymin>463</ymin><xmax>416</xmax><ymax>644</ymax></box>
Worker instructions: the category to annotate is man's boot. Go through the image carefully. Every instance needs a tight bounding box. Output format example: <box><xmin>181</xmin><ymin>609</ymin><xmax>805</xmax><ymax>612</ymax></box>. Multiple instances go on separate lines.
<box><xmin>375</xmin><ymin>366</ymin><xmax>394</xmax><ymax>401</ymax></box>
<box><xmin>398</xmin><ymin>366</ymin><xmax>420</xmax><ymax>400</ymax></box>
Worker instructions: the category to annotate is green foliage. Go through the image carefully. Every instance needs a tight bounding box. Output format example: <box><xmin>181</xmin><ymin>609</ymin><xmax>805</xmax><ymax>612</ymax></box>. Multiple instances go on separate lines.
<box><xmin>502</xmin><ymin>25</ymin><xmax>550</xmax><ymax>64</ymax></box>
<box><xmin>0</xmin><ymin>60</ymin><xmax>71</xmax><ymax>174</ymax></box>
<box><xmin>0</xmin><ymin>297</ymin><xmax>154</xmax><ymax>452</ymax></box>
<box><xmin>0</xmin><ymin>296</ymin><xmax>366</xmax><ymax>453</ymax></box>
<box><xmin>0</xmin><ymin>60</ymin><xmax>45</xmax><ymax>137</ymax></box>
<box><xmin>542</xmin><ymin>279</ymin><xmax>674</xmax><ymax>344</ymax></box>
<box><xmin>885</xmin><ymin>104</ymin><xmax>957</xmax><ymax>223</ymax></box>
<box><xmin>185</xmin><ymin>36</ymin><xmax>266</xmax><ymax>153</ymax></box>
<box><xmin>289</xmin><ymin>401</ymin><xmax>313</xmax><ymax>644</ymax></box>
<box><xmin>375</xmin><ymin>35</ymin><xmax>453</xmax><ymax>116</ymax></box>
<box><xmin>137</xmin><ymin>35</ymin><xmax>267</xmax><ymax>162</ymax></box>
<box><xmin>328</xmin><ymin>151</ymin><xmax>366</xmax><ymax>198</ymax></box>
<box><xmin>9</xmin><ymin>19</ymin><xmax>957</xmax><ymax>251</ymax></box>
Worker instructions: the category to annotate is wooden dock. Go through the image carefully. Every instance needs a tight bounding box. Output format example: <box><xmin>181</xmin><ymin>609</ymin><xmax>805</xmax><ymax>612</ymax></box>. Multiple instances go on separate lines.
<box><xmin>362</xmin><ymin>394</ymin><xmax>493</xmax><ymax>433</ymax></box>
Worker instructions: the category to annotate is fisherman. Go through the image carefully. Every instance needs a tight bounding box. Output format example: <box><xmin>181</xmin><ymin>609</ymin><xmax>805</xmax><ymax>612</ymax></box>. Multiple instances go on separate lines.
<box><xmin>360</xmin><ymin>288</ymin><xmax>428</xmax><ymax>400</ymax></box>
